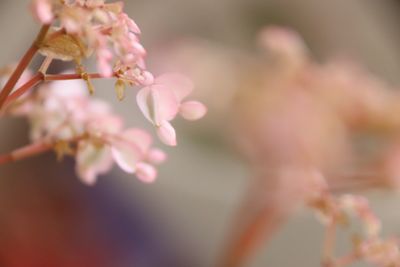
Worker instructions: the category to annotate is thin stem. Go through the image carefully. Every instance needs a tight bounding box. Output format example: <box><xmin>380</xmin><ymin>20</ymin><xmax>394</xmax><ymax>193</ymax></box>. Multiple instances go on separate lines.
<box><xmin>45</xmin><ymin>72</ymin><xmax>116</xmax><ymax>81</ymax></box>
<box><xmin>335</xmin><ymin>252</ymin><xmax>359</xmax><ymax>267</ymax></box>
<box><xmin>3</xmin><ymin>73</ymin><xmax>43</xmax><ymax>106</ymax></box>
<box><xmin>0</xmin><ymin>142</ymin><xmax>52</xmax><ymax>165</ymax></box>
<box><xmin>322</xmin><ymin>220</ymin><xmax>337</xmax><ymax>266</ymax></box>
<box><xmin>39</xmin><ymin>56</ymin><xmax>53</xmax><ymax>74</ymax></box>
<box><xmin>0</xmin><ymin>135</ymin><xmax>84</xmax><ymax>166</ymax></box>
<box><xmin>0</xmin><ymin>25</ymin><xmax>50</xmax><ymax>109</ymax></box>
<box><xmin>3</xmin><ymin>72</ymin><xmax>115</xmax><ymax>108</ymax></box>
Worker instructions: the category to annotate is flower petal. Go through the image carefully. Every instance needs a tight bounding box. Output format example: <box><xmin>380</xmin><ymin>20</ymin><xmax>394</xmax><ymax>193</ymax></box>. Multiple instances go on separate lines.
<box><xmin>136</xmin><ymin>86</ymin><xmax>158</xmax><ymax>124</ymax></box>
<box><xmin>76</xmin><ymin>141</ymin><xmax>113</xmax><ymax>185</ymax></box>
<box><xmin>111</xmin><ymin>141</ymin><xmax>142</xmax><ymax>173</ymax></box>
<box><xmin>156</xmin><ymin>120</ymin><xmax>177</xmax><ymax>146</ymax></box>
<box><xmin>135</xmin><ymin>162</ymin><xmax>157</xmax><ymax>183</ymax></box>
<box><xmin>152</xmin><ymin>84</ymin><xmax>180</xmax><ymax>121</ymax></box>
<box><xmin>148</xmin><ymin>148</ymin><xmax>167</xmax><ymax>164</ymax></box>
<box><xmin>121</xmin><ymin>128</ymin><xmax>153</xmax><ymax>154</ymax></box>
<box><xmin>180</xmin><ymin>101</ymin><xmax>207</xmax><ymax>121</ymax></box>
<box><xmin>155</xmin><ymin>73</ymin><xmax>194</xmax><ymax>101</ymax></box>
<box><xmin>32</xmin><ymin>0</ymin><xmax>54</xmax><ymax>24</ymax></box>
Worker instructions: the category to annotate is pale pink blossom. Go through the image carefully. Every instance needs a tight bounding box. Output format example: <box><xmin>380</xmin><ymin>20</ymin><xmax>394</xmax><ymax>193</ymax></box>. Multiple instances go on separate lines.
<box><xmin>11</xmin><ymin>77</ymin><xmax>165</xmax><ymax>185</ymax></box>
<box><xmin>359</xmin><ymin>238</ymin><xmax>400</xmax><ymax>267</ymax></box>
<box><xmin>137</xmin><ymin>73</ymin><xmax>207</xmax><ymax>145</ymax></box>
<box><xmin>32</xmin><ymin>0</ymin><xmax>150</xmax><ymax>82</ymax></box>
<box><xmin>31</xmin><ymin>0</ymin><xmax>53</xmax><ymax>24</ymax></box>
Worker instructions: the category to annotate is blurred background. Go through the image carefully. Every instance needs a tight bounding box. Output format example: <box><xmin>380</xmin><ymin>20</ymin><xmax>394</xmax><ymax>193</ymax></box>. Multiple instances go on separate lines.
<box><xmin>1</xmin><ymin>0</ymin><xmax>400</xmax><ymax>266</ymax></box>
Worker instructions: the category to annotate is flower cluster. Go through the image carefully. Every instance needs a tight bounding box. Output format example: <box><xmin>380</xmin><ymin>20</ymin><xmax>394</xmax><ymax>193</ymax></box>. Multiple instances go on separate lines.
<box><xmin>11</xmin><ymin>77</ymin><xmax>166</xmax><ymax>185</ymax></box>
<box><xmin>0</xmin><ymin>0</ymin><xmax>207</xmax><ymax>184</ymax></box>
<box><xmin>29</xmin><ymin>0</ymin><xmax>207</xmax><ymax>147</ymax></box>
<box><xmin>307</xmin><ymin>173</ymin><xmax>400</xmax><ymax>267</ymax></box>
<box><xmin>32</xmin><ymin>0</ymin><xmax>149</xmax><ymax>82</ymax></box>
<box><xmin>162</xmin><ymin>26</ymin><xmax>400</xmax><ymax>266</ymax></box>
<box><xmin>137</xmin><ymin>73</ymin><xmax>207</xmax><ymax>146</ymax></box>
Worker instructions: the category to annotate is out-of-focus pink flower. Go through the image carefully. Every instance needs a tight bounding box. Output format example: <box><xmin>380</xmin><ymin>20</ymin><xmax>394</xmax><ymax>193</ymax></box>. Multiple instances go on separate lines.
<box><xmin>137</xmin><ymin>73</ymin><xmax>207</xmax><ymax>146</ymax></box>
<box><xmin>338</xmin><ymin>194</ymin><xmax>381</xmax><ymax>237</ymax></box>
<box><xmin>31</xmin><ymin>0</ymin><xmax>53</xmax><ymax>24</ymax></box>
<box><xmin>76</xmin><ymin>141</ymin><xmax>114</xmax><ymax>185</ymax></box>
<box><xmin>11</xmin><ymin>76</ymin><xmax>165</xmax><ymax>185</ymax></box>
<box><xmin>359</xmin><ymin>238</ymin><xmax>400</xmax><ymax>267</ymax></box>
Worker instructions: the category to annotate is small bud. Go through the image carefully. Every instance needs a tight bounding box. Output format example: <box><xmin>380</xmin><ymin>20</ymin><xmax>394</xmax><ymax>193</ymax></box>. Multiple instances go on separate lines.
<box><xmin>115</xmin><ymin>79</ymin><xmax>126</xmax><ymax>101</ymax></box>
<box><xmin>54</xmin><ymin>140</ymin><xmax>74</xmax><ymax>161</ymax></box>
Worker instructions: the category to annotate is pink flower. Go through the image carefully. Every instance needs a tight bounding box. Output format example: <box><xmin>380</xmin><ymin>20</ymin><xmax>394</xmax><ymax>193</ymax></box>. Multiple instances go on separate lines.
<box><xmin>136</xmin><ymin>73</ymin><xmax>207</xmax><ymax>146</ymax></box>
<box><xmin>32</xmin><ymin>0</ymin><xmax>151</xmax><ymax>81</ymax></box>
<box><xmin>76</xmin><ymin>141</ymin><xmax>114</xmax><ymax>185</ymax></box>
<box><xmin>13</xmin><ymin>76</ymin><xmax>166</xmax><ymax>185</ymax></box>
<box><xmin>31</xmin><ymin>0</ymin><xmax>54</xmax><ymax>24</ymax></box>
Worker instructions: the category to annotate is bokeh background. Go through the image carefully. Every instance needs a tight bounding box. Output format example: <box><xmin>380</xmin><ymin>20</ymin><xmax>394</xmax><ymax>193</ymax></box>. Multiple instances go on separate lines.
<box><xmin>1</xmin><ymin>0</ymin><xmax>400</xmax><ymax>266</ymax></box>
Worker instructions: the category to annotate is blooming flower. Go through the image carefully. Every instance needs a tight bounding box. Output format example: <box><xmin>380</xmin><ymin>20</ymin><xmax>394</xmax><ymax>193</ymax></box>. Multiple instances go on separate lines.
<box><xmin>11</xmin><ymin>77</ymin><xmax>166</xmax><ymax>185</ymax></box>
<box><xmin>136</xmin><ymin>73</ymin><xmax>207</xmax><ymax>146</ymax></box>
<box><xmin>32</xmin><ymin>0</ymin><xmax>150</xmax><ymax>84</ymax></box>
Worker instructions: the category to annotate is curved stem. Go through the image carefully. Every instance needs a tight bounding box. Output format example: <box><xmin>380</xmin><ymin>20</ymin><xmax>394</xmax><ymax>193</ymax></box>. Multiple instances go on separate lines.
<box><xmin>0</xmin><ymin>25</ymin><xmax>50</xmax><ymax>110</ymax></box>
<box><xmin>322</xmin><ymin>220</ymin><xmax>337</xmax><ymax>266</ymax></box>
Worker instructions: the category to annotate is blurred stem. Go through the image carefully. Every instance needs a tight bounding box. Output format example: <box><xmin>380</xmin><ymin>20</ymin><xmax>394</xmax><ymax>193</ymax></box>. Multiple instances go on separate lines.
<box><xmin>0</xmin><ymin>135</ymin><xmax>84</xmax><ymax>166</ymax></box>
<box><xmin>322</xmin><ymin>220</ymin><xmax>337</xmax><ymax>266</ymax></box>
<box><xmin>0</xmin><ymin>142</ymin><xmax>53</xmax><ymax>165</ymax></box>
<box><xmin>219</xmin><ymin>208</ymin><xmax>277</xmax><ymax>267</ymax></box>
<box><xmin>0</xmin><ymin>25</ymin><xmax>50</xmax><ymax>110</ymax></box>
<box><xmin>335</xmin><ymin>251</ymin><xmax>359</xmax><ymax>267</ymax></box>
<box><xmin>218</xmin><ymin>175</ymin><xmax>287</xmax><ymax>267</ymax></box>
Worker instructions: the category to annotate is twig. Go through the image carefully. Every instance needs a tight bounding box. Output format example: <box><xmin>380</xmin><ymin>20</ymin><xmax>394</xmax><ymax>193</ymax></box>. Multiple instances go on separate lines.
<box><xmin>0</xmin><ymin>25</ymin><xmax>50</xmax><ymax>109</ymax></box>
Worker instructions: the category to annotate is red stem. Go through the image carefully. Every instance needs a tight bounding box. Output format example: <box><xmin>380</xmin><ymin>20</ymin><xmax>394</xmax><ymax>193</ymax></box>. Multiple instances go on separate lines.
<box><xmin>4</xmin><ymin>73</ymin><xmax>43</xmax><ymax>106</ymax></box>
<box><xmin>45</xmin><ymin>73</ymin><xmax>113</xmax><ymax>81</ymax></box>
<box><xmin>0</xmin><ymin>142</ymin><xmax>52</xmax><ymax>165</ymax></box>
<box><xmin>0</xmin><ymin>25</ymin><xmax>50</xmax><ymax>110</ymax></box>
<box><xmin>0</xmin><ymin>135</ymin><xmax>84</xmax><ymax>166</ymax></box>
<box><xmin>3</xmin><ymin>72</ymin><xmax>114</xmax><ymax>108</ymax></box>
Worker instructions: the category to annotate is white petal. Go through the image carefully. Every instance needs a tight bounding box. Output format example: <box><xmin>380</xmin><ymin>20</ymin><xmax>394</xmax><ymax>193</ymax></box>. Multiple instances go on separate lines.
<box><xmin>156</xmin><ymin>120</ymin><xmax>177</xmax><ymax>146</ymax></box>
<box><xmin>76</xmin><ymin>141</ymin><xmax>113</xmax><ymax>185</ymax></box>
<box><xmin>136</xmin><ymin>87</ymin><xmax>159</xmax><ymax>124</ymax></box>
<box><xmin>111</xmin><ymin>143</ymin><xmax>142</xmax><ymax>173</ymax></box>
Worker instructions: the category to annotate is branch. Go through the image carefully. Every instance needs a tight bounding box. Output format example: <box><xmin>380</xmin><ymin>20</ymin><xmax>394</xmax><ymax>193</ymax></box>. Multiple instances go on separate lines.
<box><xmin>0</xmin><ymin>25</ymin><xmax>50</xmax><ymax>109</ymax></box>
<box><xmin>0</xmin><ymin>141</ymin><xmax>52</xmax><ymax>165</ymax></box>
<box><xmin>45</xmin><ymin>72</ymin><xmax>117</xmax><ymax>81</ymax></box>
<box><xmin>3</xmin><ymin>72</ymin><xmax>116</xmax><ymax>108</ymax></box>
<box><xmin>0</xmin><ymin>135</ymin><xmax>84</xmax><ymax>166</ymax></box>
<box><xmin>3</xmin><ymin>73</ymin><xmax>43</xmax><ymax>106</ymax></box>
